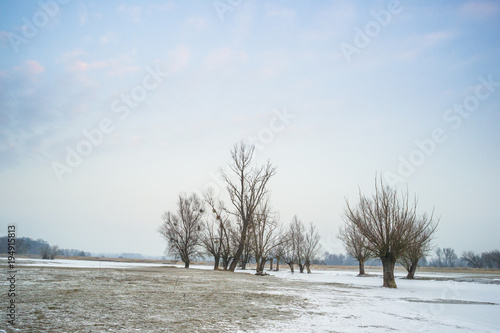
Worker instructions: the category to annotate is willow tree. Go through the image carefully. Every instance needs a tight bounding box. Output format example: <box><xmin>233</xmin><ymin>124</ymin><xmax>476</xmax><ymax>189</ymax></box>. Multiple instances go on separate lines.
<box><xmin>158</xmin><ymin>193</ymin><xmax>204</xmax><ymax>268</ymax></box>
<box><xmin>344</xmin><ymin>179</ymin><xmax>437</xmax><ymax>288</ymax></box>
<box><xmin>398</xmin><ymin>213</ymin><xmax>437</xmax><ymax>279</ymax></box>
<box><xmin>221</xmin><ymin>142</ymin><xmax>276</xmax><ymax>272</ymax></box>
<box><xmin>303</xmin><ymin>222</ymin><xmax>321</xmax><ymax>273</ymax></box>
<box><xmin>338</xmin><ymin>220</ymin><xmax>373</xmax><ymax>276</ymax></box>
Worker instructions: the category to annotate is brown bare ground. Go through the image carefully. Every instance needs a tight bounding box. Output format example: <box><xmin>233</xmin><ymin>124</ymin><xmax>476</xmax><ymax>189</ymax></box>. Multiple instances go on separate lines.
<box><xmin>1</xmin><ymin>265</ymin><xmax>312</xmax><ymax>332</ymax></box>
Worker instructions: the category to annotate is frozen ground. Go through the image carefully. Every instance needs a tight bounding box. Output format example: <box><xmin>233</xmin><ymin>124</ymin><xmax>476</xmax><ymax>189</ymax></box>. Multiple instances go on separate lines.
<box><xmin>1</xmin><ymin>258</ymin><xmax>499</xmax><ymax>332</ymax></box>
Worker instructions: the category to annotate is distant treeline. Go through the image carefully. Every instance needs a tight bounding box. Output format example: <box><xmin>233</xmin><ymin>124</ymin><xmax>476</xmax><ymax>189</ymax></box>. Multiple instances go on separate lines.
<box><xmin>0</xmin><ymin>236</ymin><xmax>89</xmax><ymax>258</ymax></box>
<box><xmin>322</xmin><ymin>247</ymin><xmax>500</xmax><ymax>269</ymax></box>
<box><xmin>322</xmin><ymin>252</ymin><xmax>382</xmax><ymax>266</ymax></box>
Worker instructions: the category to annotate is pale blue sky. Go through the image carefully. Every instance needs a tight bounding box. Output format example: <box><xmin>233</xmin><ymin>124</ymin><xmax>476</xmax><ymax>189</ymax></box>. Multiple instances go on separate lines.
<box><xmin>1</xmin><ymin>0</ymin><xmax>499</xmax><ymax>256</ymax></box>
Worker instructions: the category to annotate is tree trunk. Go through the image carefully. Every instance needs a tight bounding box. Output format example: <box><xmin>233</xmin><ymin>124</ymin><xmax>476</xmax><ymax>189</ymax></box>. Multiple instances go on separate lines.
<box><xmin>288</xmin><ymin>262</ymin><xmax>294</xmax><ymax>273</ymax></box>
<box><xmin>275</xmin><ymin>256</ymin><xmax>280</xmax><ymax>271</ymax></box>
<box><xmin>254</xmin><ymin>255</ymin><xmax>261</xmax><ymax>273</ymax></box>
<box><xmin>229</xmin><ymin>223</ymin><xmax>248</xmax><ymax>272</ymax></box>
<box><xmin>306</xmin><ymin>261</ymin><xmax>311</xmax><ymax>274</ymax></box>
<box><xmin>181</xmin><ymin>254</ymin><xmax>190</xmax><ymax>269</ymax></box>
<box><xmin>239</xmin><ymin>255</ymin><xmax>249</xmax><ymax>270</ymax></box>
<box><xmin>358</xmin><ymin>260</ymin><xmax>365</xmax><ymax>276</ymax></box>
<box><xmin>269</xmin><ymin>258</ymin><xmax>273</xmax><ymax>271</ymax></box>
<box><xmin>213</xmin><ymin>254</ymin><xmax>220</xmax><ymax>270</ymax></box>
<box><xmin>298</xmin><ymin>263</ymin><xmax>304</xmax><ymax>273</ymax></box>
<box><xmin>256</xmin><ymin>258</ymin><xmax>266</xmax><ymax>274</ymax></box>
<box><xmin>381</xmin><ymin>256</ymin><xmax>397</xmax><ymax>288</ymax></box>
<box><xmin>222</xmin><ymin>255</ymin><xmax>229</xmax><ymax>270</ymax></box>
<box><xmin>406</xmin><ymin>259</ymin><xmax>418</xmax><ymax>279</ymax></box>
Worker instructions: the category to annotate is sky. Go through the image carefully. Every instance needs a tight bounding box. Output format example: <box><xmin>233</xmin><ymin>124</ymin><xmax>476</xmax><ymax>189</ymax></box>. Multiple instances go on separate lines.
<box><xmin>0</xmin><ymin>0</ymin><xmax>499</xmax><ymax>257</ymax></box>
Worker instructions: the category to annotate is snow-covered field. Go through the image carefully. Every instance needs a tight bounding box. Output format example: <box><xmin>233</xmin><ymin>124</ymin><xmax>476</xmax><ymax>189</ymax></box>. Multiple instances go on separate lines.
<box><xmin>1</xmin><ymin>258</ymin><xmax>499</xmax><ymax>332</ymax></box>
<box><xmin>255</xmin><ymin>268</ymin><xmax>500</xmax><ymax>332</ymax></box>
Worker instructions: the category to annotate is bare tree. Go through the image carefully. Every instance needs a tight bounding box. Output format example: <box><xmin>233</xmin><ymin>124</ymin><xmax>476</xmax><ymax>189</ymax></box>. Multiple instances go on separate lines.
<box><xmin>482</xmin><ymin>250</ymin><xmax>500</xmax><ymax>269</ymax></box>
<box><xmin>398</xmin><ymin>213</ymin><xmax>437</xmax><ymax>279</ymax></box>
<box><xmin>221</xmin><ymin>142</ymin><xmax>276</xmax><ymax>272</ymax></box>
<box><xmin>201</xmin><ymin>214</ymin><xmax>223</xmax><ymax>269</ymax></box>
<box><xmin>203</xmin><ymin>190</ymin><xmax>235</xmax><ymax>270</ymax></box>
<box><xmin>288</xmin><ymin>215</ymin><xmax>306</xmax><ymax>273</ymax></box>
<box><xmin>282</xmin><ymin>232</ymin><xmax>296</xmax><ymax>273</ymax></box>
<box><xmin>238</xmin><ymin>225</ymin><xmax>253</xmax><ymax>270</ymax></box>
<box><xmin>338</xmin><ymin>220</ymin><xmax>374</xmax><ymax>276</ymax></box>
<box><xmin>248</xmin><ymin>200</ymin><xmax>284</xmax><ymax>275</ymax></box>
<box><xmin>270</xmin><ymin>238</ymin><xmax>287</xmax><ymax>271</ymax></box>
<box><xmin>434</xmin><ymin>247</ymin><xmax>445</xmax><ymax>267</ymax></box>
<box><xmin>442</xmin><ymin>248</ymin><xmax>458</xmax><ymax>267</ymax></box>
<box><xmin>158</xmin><ymin>193</ymin><xmax>204</xmax><ymax>268</ymax></box>
<box><xmin>303</xmin><ymin>222</ymin><xmax>321</xmax><ymax>273</ymax></box>
<box><xmin>344</xmin><ymin>178</ymin><xmax>437</xmax><ymax>288</ymax></box>
<box><xmin>461</xmin><ymin>251</ymin><xmax>484</xmax><ymax>268</ymax></box>
<box><xmin>461</xmin><ymin>250</ymin><xmax>500</xmax><ymax>269</ymax></box>
<box><xmin>41</xmin><ymin>244</ymin><xmax>59</xmax><ymax>260</ymax></box>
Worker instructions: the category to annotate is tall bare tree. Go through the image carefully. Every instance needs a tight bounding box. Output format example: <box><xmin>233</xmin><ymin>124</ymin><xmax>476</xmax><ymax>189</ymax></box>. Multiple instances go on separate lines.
<box><xmin>398</xmin><ymin>213</ymin><xmax>437</xmax><ymax>279</ymax></box>
<box><xmin>221</xmin><ymin>142</ymin><xmax>276</xmax><ymax>272</ymax></box>
<box><xmin>158</xmin><ymin>193</ymin><xmax>204</xmax><ymax>268</ymax></box>
<box><xmin>248</xmin><ymin>200</ymin><xmax>283</xmax><ymax>275</ymax></box>
<box><xmin>344</xmin><ymin>179</ymin><xmax>437</xmax><ymax>288</ymax></box>
<box><xmin>338</xmin><ymin>220</ymin><xmax>374</xmax><ymax>276</ymax></box>
<box><xmin>303</xmin><ymin>222</ymin><xmax>321</xmax><ymax>273</ymax></box>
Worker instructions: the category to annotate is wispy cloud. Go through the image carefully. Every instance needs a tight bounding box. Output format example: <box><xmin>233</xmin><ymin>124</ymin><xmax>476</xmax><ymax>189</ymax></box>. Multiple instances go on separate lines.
<box><xmin>185</xmin><ymin>16</ymin><xmax>207</xmax><ymax>31</ymax></box>
<box><xmin>205</xmin><ymin>47</ymin><xmax>247</xmax><ymax>71</ymax></box>
<box><xmin>298</xmin><ymin>2</ymin><xmax>357</xmax><ymax>42</ymax></box>
<box><xmin>21</xmin><ymin>60</ymin><xmax>45</xmax><ymax>75</ymax></box>
<box><xmin>147</xmin><ymin>2</ymin><xmax>175</xmax><ymax>14</ymax></box>
<box><xmin>255</xmin><ymin>49</ymin><xmax>290</xmax><ymax>80</ymax></box>
<box><xmin>78</xmin><ymin>3</ymin><xmax>88</xmax><ymax>25</ymax></box>
<box><xmin>13</xmin><ymin>60</ymin><xmax>45</xmax><ymax>82</ymax></box>
<box><xmin>265</xmin><ymin>4</ymin><xmax>296</xmax><ymax>21</ymax></box>
<box><xmin>100</xmin><ymin>32</ymin><xmax>115</xmax><ymax>44</ymax></box>
<box><xmin>398</xmin><ymin>30</ymin><xmax>455</xmax><ymax>61</ymax></box>
<box><xmin>459</xmin><ymin>1</ymin><xmax>500</xmax><ymax>19</ymax></box>
<box><xmin>167</xmin><ymin>44</ymin><xmax>191</xmax><ymax>72</ymax></box>
<box><xmin>118</xmin><ymin>5</ymin><xmax>143</xmax><ymax>24</ymax></box>
<box><xmin>59</xmin><ymin>50</ymin><xmax>106</xmax><ymax>74</ymax></box>
<box><xmin>0</xmin><ymin>31</ymin><xmax>9</xmax><ymax>42</ymax></box>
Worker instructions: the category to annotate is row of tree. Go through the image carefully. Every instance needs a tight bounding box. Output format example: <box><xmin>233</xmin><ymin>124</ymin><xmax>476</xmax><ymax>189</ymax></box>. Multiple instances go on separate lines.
<box><xmin>158</xmin><ymin>143</ymin><xmax>321</xmax><ymax>274</ymax></box>
<box><xmin>0</xmin><ymin>236</ymin><xmax>88</xmax><ymax>259</ymax></box>
<box><xmin>322</xmin><ymin>248</ymin><xmax>500</xmax><ymax>270</ymax></box>
<box><xmin>431</xmin><ymin>248</ymin><xmax>500</xmax><ymax>269</ymax></box>
<box><xmin>158</xmin><ymin>142</ymin><xmax>494</xmax><ymax>288</ymax></box>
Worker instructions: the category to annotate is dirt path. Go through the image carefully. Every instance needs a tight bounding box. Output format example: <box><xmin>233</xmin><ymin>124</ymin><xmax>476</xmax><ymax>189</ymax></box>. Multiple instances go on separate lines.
<box><xmin>1</xmin><ymin>266</ymin><xmax>312</xmax><ymax>332</ymax></box>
